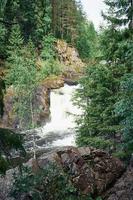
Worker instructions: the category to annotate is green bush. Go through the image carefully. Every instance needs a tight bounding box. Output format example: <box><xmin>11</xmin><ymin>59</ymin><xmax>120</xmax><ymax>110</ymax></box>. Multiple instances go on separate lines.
<box><xmin>39</xmin><ymin>59</ymin><xmax>62</xmax><ymax>78</ymax></box>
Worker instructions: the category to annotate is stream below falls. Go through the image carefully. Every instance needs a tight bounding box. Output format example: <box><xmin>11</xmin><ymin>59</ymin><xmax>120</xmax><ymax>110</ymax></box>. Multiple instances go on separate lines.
<box><xmin>24</xmin><ymin>84</ymin><xmax>82</xmax><ymax>152</ymax></box>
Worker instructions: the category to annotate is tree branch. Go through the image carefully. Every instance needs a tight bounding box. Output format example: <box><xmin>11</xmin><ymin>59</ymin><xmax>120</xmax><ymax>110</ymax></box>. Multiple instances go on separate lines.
<box><xmin>0</xmin><ymin>19</ymin><xmax>17</xmax><ymax>25</ymax></box>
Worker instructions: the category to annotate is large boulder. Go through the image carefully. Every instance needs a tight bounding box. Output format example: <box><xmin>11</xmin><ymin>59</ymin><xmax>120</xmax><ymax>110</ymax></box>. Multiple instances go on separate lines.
<box><xmin>37</xmin><ymin>146</ymin><xmax>125</xmax><ymax>196</ymax></box>
<box><xmin>41</xmin><ymin>75</ymin><xmax>64</xmax><ymax>89</ymax></box>
<box><xmin>78</xmin><ymin>147</ymin><xmax>125</xmax><ymax>195</ymax></box>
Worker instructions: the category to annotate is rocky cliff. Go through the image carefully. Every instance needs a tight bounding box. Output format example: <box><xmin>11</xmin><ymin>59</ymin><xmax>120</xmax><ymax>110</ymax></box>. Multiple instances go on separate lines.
<box><xmin>56</xmin><ymin>40</ymin><xmax>85</xmax><ymax>83</ymax></box>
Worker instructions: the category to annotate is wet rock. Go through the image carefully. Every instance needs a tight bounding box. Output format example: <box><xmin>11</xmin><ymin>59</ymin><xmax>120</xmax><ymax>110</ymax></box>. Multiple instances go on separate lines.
<box><xmin>56</xmin><ymin>147</ymin><xmax>95</xmax><ymax>194</ymax></box>
<box><xmin>64</xmin><ymin>78</ymin><xmax>78</xmax><ymax>86</ymax></box>
<box><xmin>78</xmin><ymin>147</ymin><xmax>125</xmax><ymax>194</ymax></box>
<box><xmin>2</xmin><ymin>85</ymin><xmax>50</xmax><ymax>129</ymax></box>
<box><xmin>41</xmin><ymin>75</ymin><xmax>64</xmax><ymax>89</ymax></box>
<box><xmin>0</xmin><ymin>168</ymin><xmax>16</xmax><ymax>200</ymax></box>
<box><xmin>32</xmin><ymin>85</ymin><xmax>50</xmax><ymax>126</ymax></box>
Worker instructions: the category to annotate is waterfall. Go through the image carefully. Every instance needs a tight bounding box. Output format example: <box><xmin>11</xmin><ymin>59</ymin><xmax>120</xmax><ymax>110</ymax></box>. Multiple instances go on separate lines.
<box><xmin>25</xmin><ymin>84</ymin><xmax>81</xmax><ymax>150</ymax></box>
<box><xmin>38</xmin><ymin>84</ymin><xmax>81</xmax><ymax>147</ymax></box>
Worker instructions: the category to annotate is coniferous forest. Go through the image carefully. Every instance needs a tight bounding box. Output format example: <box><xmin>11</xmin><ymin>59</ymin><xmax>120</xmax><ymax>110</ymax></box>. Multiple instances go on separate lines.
<box><xmin>0</xmin><ymin>0</ymin><xmax>133</xmax><ymax>199</ymax></box>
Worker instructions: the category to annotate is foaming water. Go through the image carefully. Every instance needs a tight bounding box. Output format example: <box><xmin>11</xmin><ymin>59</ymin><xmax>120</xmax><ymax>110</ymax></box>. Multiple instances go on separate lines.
<box><xmin>37</xmin><ymin>84</ymin><xmax>81</xmax><ymax>147</ymax></box>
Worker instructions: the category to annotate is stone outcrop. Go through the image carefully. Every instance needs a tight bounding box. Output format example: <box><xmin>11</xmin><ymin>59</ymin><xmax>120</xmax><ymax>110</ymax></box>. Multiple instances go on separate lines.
<box><xmin>36</xmin><ymin>146</ymin><xmax>125</xmax><ymax>196</ymax></box>
<box><xmin>1</xmin><ymin>75</ymin><xmax>65</xmax><ymax>129</ymax></box>
<box><xmin>32</xmin><ymin>85</ymin><xmax>50</xmax><ymax>126</ymax></box>
<box><xmin>41</xmin><ymin>75</ymin><xmax>64</xmax><ymax>89</ymax></box>
<box><xmin>55</xmin><ymin>40</ymin><xmax>85</xmax><ymax>81</ymax></box>
<box><xmin>2</xmin><ymin>85</ymin><xmax>50</xmax><ymax>129</ymax></box>
<box><xmin>103</xmin><ymin>165</ymin><xmax>133</xmax><ymax>200</ymax></box>
<box><xmin>2</xmin><ymin>86</ymin><xmax>16</xmax><ymax>129</ymax></box>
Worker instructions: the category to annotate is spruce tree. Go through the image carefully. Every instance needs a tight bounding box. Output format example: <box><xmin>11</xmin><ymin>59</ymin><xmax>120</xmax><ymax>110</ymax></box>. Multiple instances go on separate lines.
<box><xmin>76</xmin><ymin>21</ymin><xmax>97</xmax><ymax>61</ymax></box>
<box><xmin>7</xmin><ymin>24</ymin><xmax>23</xmax><ymax>60</ymax></box>
<box><xmin>75</xmin><ymin>0</ymin><xmax>133</xmax><ymax>154</ymax></box>
<box><xmin>6</xmin><ymin>40</ymin><xmax>38</xmax><ymax>130</ymax></box>
<box><xmin>75</xmin><ymin>64</ymin><xmax>119</xmax><ymax>150</ymax></box>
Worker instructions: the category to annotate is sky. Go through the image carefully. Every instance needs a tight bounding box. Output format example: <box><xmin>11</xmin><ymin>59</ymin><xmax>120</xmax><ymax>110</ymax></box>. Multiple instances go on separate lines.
<box><xmin>81</xmin><ymin>0</ymin><xmax>106</xmax><ymax>30</ymax></box>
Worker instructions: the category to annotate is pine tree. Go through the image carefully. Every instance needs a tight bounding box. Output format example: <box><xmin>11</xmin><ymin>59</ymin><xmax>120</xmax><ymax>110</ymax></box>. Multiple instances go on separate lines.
<box><xmin>103</xmin><ymin>0</ymin><xmax>133</xmax><ymax>29</ymax></box>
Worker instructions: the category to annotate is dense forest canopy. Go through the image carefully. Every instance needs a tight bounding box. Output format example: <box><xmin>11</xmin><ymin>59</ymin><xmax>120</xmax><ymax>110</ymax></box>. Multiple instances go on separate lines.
<box><xmin>0</xmin><ymin>0</ymin><xmax>97</xmax><ymax>59</ymax></box>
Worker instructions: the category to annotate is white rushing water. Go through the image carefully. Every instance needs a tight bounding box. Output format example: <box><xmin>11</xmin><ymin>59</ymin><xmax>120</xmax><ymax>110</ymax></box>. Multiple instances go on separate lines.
<box><xmin>37</xmin><ymin>84</ymin><xmax>81</xmax><ymax>147</ymax></box>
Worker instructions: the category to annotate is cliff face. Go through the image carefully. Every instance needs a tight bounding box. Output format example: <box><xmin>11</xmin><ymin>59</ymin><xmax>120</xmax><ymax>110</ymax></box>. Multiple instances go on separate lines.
<box><xmin>2</xmin><ymin>85</ymin><xmax>50</xmax><ymax>129</ymax></box>
<box><xmin>56</xmin><ymin>40</ymin><xmax>85</xmax><ymax>81</ymax></box>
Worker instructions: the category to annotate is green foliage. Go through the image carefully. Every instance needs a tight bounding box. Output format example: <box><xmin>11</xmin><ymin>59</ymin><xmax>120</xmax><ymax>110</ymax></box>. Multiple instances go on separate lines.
<box><xmin>100</xmin><ymin>0</ymin><xmax>133</xmax><ymax>156</ymax></box>
<box><xmin>0</xmin><ymin>75</ymin><xmax>25</xmax><ymax>175</ymax></box>
<box><xmin>75</xmin><ymin>65</ymin><xmax>119</xmax><ymax>150</ymax></box>
<box><xmin>76</xmin><ymin>21</ymin><xmax>97</xmax><ymax>61</ymax></box>
<box><xmin>6</xmin><ymin>37</ymin><xmax>38</xmax><ymax>130</ymax></box>
<box><xmin>1</xmin><ymin>0</ymin><xmax>89</xmax><ymax>48</ymax></box>
<box><xmin>35</xmin><ymin>0</ymin><xmax>52</xmax><ymax>41</ymax></box>
<box><xmin>40</xmin><ymin>59</ymin><xmax>61</xmax><ymax>78</ymax></box>
<box><xmin>103</xmin><ymin>0</ymin><xmax>133</xmax><ymax>29</ymax></box>
<box><xmin>0</xmin><ymin>24</ymin><xmax>6</xmax><ymax>57</ymax></box>
<box><xmin>115</xmin><ymin>73</ymin><xmax>133</xmax><ymax>156</ymax></box>
<box><xmin>77</xmin><ymin>136</ymin><xmax>113</xmax><ymax>150</ymax></box>
<box><xmin>75</xmin><ymin>0</ymin><xmax>133</xmax><ymax>158</ymax></box>
<box><xmin>40</xmin><ymin>35</ymin><xmax>56</xmax><ymax>60</ymax></box>
<box><xmin>11</xmin><ymin>164</ymin><xmax>101</xmax><ymax>200</ymax></box>
<box><xmin>0</xmin><ymin>128</ymin><xmax>25</xmax><ymax>174</ymax></box>
<box><xmin>8</xmin><ymin>25</ymin><xmax>23</xmax><ymax>54</ymax></box>
<box><xmin>40</xmin><ymin>35</ymin><xmax>61</xmax><ymax>78</ymax></box>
